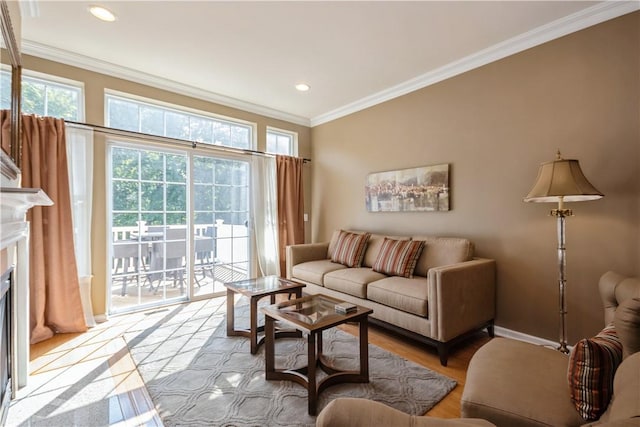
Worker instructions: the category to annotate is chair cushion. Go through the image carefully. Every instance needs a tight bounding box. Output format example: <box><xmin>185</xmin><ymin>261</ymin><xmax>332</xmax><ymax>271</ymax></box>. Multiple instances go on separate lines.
<box><xmin>291</xmin><ymin>259</ymin><xmax>347</xmax><ymax>285</ymax></box>
<box><xmin>367</xmin><ymin>276</ymin><xmax>429</xmax><ymax>317</ymax></box>
<box><xmin>567</xmin><ymin>324</ymin><xmax>623</xmax><ymax>421</ymax></box>
<box><xmin>324</xmin><ymin>268</ymin><xmax>387</xmax><ymax>298</ymax></box>
<box><xmin>372</xmin><ymin>238</ymin><xmax>425</xmax><ymax>278</ymax></box>
<box><xmin>331</xmin><ymin>230</ymin><xmax>371</xmax><ymax>268</ymax></box>
<box><xmin>614</xmin><ymin>297</ymin><xmax>640</xmax><ymax>359</ymax></box>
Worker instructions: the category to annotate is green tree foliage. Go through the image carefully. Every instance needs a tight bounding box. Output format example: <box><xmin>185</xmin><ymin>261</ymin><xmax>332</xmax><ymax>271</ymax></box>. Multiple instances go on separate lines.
<box><xmin>0</xmin><ymin>71</ymin><xmax>80</xmax><ymax>120</ymax></box>
<box><xmin>111</xmin><ymin>148</ymin><xmax>249</xmax><ymax>228</ymax></box>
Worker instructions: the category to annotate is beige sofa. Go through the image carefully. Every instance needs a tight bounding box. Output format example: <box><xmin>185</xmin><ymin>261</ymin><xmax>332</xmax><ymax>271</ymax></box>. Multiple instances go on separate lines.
<box><xmin>286</xmin><ymin>230</ymin><xmax>497</xmax><ymax>365</ymax></box>
<box><xmin>460</xmin><ymin>271</ymin><xmax>640</xmax><ymax>427</ymax></box>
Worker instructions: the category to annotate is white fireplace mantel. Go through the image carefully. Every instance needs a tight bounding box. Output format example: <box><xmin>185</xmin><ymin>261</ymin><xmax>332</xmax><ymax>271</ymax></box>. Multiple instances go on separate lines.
<box><xmin>1</xmin><ymin>184</ymin><xmax>53</xmax><ymax>394</ymax></box>
<box><xmin>1</xmin><ymin>188</ymin><xmax>53</xmax><ymax>247</ymax></box>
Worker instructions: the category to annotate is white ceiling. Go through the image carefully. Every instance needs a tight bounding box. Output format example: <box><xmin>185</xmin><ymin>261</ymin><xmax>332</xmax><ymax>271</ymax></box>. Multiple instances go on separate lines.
<box><xmin>17</xmin><ymin>1</ymin><xmax>639</xmax><ymax>126</ymax></box>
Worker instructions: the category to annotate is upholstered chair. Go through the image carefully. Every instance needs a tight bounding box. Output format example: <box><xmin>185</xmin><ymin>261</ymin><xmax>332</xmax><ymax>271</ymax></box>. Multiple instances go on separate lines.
<box><xmin>316</xmin><ymin>397</ymin><xmax>496</xmax><ymax>427</ymax></box>
<box><xmin>461</xmin><ymin>271</ymin><xmax>640</xmax><ymax>427</ymax></box>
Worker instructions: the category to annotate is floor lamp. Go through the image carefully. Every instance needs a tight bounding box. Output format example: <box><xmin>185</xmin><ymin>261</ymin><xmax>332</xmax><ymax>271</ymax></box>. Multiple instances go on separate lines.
<box><xmin>524</xmin><ymin>151</ymin><xmax>603</xmax><ymax>353</ymax></box>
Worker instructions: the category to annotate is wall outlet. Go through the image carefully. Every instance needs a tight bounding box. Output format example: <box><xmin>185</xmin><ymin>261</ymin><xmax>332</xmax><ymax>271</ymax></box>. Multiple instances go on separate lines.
<box><xmin>304</xmin><ymin>213</ymin><xmax>309</xmax><ymax>222</ymax></box>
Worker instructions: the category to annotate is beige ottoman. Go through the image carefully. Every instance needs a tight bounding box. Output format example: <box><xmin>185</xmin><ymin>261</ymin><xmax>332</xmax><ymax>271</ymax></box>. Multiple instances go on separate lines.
<box><xmin>461</xmin><ymin>338</ymin><xmax>585</xmax><ymax>427</ymax></box>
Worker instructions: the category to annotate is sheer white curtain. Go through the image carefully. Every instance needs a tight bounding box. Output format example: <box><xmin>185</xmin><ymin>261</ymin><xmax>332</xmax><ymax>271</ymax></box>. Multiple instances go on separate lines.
<box><xmin>251</xmin><ymin>155</ymin><xmax>280</xmax><ymax>276</ymax></box>
<box><xmin>66</xmin><ymin>123</ymin><xmax>96</xmax><ymax>326</ymax></box>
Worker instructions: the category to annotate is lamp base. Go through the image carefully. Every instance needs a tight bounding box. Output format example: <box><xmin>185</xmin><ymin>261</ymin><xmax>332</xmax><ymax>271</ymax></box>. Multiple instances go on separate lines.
<box><xmin>557</xmin><ymin>343</ymin><xmax>570</xmax><ymax>354</ymax></box>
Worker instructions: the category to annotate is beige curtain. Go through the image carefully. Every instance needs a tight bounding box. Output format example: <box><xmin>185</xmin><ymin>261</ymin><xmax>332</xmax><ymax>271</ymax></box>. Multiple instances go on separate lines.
<box><xmin>276</xmin><ymin>155</ymin><xmax>305</xmax><ymax>275</ymax></box>
<box><xmin>21</xmin><ymin>115</ymin><xmax>87</xmax><ymax>344</ymax></box>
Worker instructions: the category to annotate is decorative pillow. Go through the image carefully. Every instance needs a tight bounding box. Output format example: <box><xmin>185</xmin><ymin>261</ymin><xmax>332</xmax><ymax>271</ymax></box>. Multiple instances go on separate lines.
<box><xmin>567</xmin><ymin>324</ymin><xmax>623</xmax><ymax>421</ymax></box>
<box><xmin>331</xmin><ymin>231</ymin><xmax>371</xmax><ymax>268</ymax></box>
<box><xmin>372</xmin><ymin>238</ymin><xmax>425</xmax><ymax>278</ymax></box>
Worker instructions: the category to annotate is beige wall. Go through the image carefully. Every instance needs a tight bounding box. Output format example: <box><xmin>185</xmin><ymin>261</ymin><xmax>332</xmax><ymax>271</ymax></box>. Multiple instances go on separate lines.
<box><xmin>16</xmin><ymin>54</ymin><xmax>312</xmax><ymax>317</ymax></box>
<box><xmin>311</xmin><ymin>12</ymin><xmax>640</xmax><ymax>343</ymax></box>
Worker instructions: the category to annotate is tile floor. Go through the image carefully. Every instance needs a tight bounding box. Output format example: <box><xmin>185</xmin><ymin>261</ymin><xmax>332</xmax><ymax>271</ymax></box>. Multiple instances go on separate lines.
<box><xmin>1</xmin><ymin>298</ymin><xmax>225</xmax><ymax>426</ymax></box>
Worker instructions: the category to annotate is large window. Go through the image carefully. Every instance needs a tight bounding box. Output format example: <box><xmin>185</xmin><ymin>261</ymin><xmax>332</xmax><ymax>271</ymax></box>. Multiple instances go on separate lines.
<box><xmin>109</xmin><ymin>143</ymin><xmax>251</xmax><ymax>314</ymax></box>
<box><xmin>266</xmin><ymin>127</ymin><xmax>297</xmax><ymax>156</ymax></box>
<box><xmin>0</xmin><ymin>69</ymin><xmax>83</xmax><ymax>120</ymax></box>
<box><xmin>106</xmin><ymin>93</ymin><xmax>254</xmax><ymax>149</ymax></box>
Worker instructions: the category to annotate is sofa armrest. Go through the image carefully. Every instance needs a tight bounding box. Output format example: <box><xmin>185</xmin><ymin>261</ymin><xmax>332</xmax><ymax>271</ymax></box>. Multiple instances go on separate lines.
<box><xmin>285</xmin><ymin>242</ymin><xmax>329</xmax><ymax>280</ymax></box>
<box><xmin>427</xmin><ymin>258</ymin><xmax>496</xmax><ymax>342</ymax></box>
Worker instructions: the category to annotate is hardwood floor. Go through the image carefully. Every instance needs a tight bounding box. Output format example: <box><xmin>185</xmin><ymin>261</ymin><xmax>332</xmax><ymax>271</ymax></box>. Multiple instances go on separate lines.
<box><xmin>21</xmin><ymin>296</ymin><xmax>491</xmax><ymax>425</ymax></box>
<box><xmin>339</xmin><ymin>322</ymin><xmax>491</xmax><ymax>418</ymax></box>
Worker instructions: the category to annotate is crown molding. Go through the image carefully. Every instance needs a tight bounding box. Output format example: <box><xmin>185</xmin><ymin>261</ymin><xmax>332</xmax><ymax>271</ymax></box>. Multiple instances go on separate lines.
<box><xmin>19</xmin><ymin>1</ymin><xmax>639</xmax><ymax>129</ymax></box>
<box><xmin>310</xmin><ymin>0</ymin><xmax>640</xmax><ymax>127</ymax></box>
<box><xmin>20</xmin><ymin>41</ymin><xmax>311</xmax><ymax>127</ymax></box>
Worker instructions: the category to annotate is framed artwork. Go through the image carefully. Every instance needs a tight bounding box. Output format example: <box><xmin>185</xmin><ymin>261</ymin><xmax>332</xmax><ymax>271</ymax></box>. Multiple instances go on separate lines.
<box><xmin>365</xmin><ymin>163</ymin><xmax>450</xmax><ymax>212</ymax></box>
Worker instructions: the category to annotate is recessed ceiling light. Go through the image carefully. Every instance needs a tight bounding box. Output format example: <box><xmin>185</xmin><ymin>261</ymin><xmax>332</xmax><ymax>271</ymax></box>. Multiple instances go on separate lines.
<box><xmin>295</xmin><ymin>83</ymin><xmax>310</xmax><ymax>92</ymax></box>
<box><xmin>89</xmin><ymin>5</ymin><xmax>116</xmax><ymax>22</ymax></box>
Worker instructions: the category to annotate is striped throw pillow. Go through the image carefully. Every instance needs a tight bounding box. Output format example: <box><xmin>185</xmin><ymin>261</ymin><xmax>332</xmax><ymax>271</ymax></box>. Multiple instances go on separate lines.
<box><xmin>372</xmin><ymin>238</ymin><xmax>425</xmax><ymax>278</ymax></box>
<box><xmin>567</xmin><ymin>324</ymin><xmax>623</xmax><ymax>420</ymax></box>
<box><xmin>331</xmin><ymin>231</ymin><xmax>371</xmax><ymax>268</ymax></box>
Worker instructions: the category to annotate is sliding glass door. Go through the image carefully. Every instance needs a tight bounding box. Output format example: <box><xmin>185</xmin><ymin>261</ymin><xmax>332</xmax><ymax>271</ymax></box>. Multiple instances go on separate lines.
<box><xmin>192</xmin><ymin>155</ymin><xmax>250</xmax><ymax>298</ymax></box>
<box><xmin>108</xmin><ymin>144</ymin><xmax>250</xmax><ymax>314</ymax></box>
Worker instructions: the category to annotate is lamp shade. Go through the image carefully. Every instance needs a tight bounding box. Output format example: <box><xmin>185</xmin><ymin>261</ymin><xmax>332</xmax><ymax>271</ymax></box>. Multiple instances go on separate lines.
<box><xmin>524</xmin><ymin>154</ymin><xmax>603</xmax><ymax>203</ymax></box>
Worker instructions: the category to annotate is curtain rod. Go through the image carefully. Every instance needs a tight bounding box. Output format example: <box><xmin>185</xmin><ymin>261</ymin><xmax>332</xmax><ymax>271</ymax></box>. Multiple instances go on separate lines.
<box><xmin>65</xmin><ymin>120</ymin><xmax>311</xmax><ymax>163</ymax></box>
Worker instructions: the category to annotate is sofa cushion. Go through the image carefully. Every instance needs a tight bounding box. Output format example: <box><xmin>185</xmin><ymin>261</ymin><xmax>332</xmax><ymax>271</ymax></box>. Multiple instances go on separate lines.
<box><xmin>373</xmin><ymin>238</ymin><xmax>425</xmax><ymax>278</ymax></box>
<box><xmin>331</xmin><ymin>230</ymin><xmax>371</xmax><ymax>268</ymax></box>
<box><xmin>367</xmin><ymin>276</ymin><xmax>429</xmax><ymax>317</ymax></box>
<box><xmin>567</xmin><ymin>324</ymin><xmax>623</xmax><ymax>421</ymax></box>
<box><xmin>324</xmin><ymin>268</ymin><xmax>388</xmax><ymax>298</ymax></box>
<box><xmin>413</xmin><ymin>236</ymin><xmax>473</xmax><ymax>277</ymax></box>
<box><xmin>292</xmin><ymin>259</ymin><xmax>347</xmax><ymax>286</ymax></box>
<box><xmin>614</xmin><ymin>297</ymin><xmax>640</xmax><ymax>359</ymax></box>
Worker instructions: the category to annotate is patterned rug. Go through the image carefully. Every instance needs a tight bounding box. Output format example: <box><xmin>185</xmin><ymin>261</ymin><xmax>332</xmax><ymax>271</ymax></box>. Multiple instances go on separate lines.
<box><xmin>123</xmin><ymin>299</ymin><xmax>457</xmax><ymax>427</ymax></box>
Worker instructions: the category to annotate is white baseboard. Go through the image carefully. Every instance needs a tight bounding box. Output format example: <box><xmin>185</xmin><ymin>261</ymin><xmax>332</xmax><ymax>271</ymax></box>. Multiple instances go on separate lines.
<box><xmin>494</xmin><ymin>326</ymin><xmax>561</xmax><ymax>348</ymax></box>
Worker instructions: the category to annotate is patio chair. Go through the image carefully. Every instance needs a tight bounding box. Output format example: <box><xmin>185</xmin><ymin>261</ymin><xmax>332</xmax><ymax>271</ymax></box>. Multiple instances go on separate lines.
<box><xmin>112</xmin><ymin>241</ymin><xmax>149</xmax><ymax>296</ymax></box>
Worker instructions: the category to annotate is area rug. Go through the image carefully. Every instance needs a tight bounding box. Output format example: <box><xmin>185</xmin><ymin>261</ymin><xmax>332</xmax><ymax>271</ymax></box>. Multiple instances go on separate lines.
<box><xmin>123</xmin><ymin>299</ymin><xmax>457</xmax><ymax>427</ymax></box>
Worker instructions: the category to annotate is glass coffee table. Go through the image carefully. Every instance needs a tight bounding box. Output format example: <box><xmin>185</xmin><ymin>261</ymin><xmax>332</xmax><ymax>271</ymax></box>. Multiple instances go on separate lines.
<box><xmin>261</xmin><ymin>294</ymin><xmax>373</xmax><ymax>415</ymax></box>
<box><xmin>225</xmin><ymin>276</ymin><xmax>305</xmax><ymax>354</ymax></box>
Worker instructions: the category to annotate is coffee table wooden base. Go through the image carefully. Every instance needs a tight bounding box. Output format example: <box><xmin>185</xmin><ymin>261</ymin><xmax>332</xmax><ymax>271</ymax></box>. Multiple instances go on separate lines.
<box><xmin>264</xmin><ymin>315</ymin><xmax>370</xmax><ymax>415</ymax></box>
<box><xmin>226</xmin><ymin>287</ymin><xmax>303</xmax><ymax>354</ymax></box>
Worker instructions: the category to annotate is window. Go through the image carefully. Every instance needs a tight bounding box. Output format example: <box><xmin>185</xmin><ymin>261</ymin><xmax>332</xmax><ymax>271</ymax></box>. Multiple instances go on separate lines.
<box><xmin>108</xmin><ymin>142</ymin><xmax>251</xmax><ymax>314</ymax></box>
<box><xmin>266</xmin><ymin>127</ymin><xmax>297</xmax><ymax>156</ymax></box>
<box><xmin>0</xmin><ymin>68</ymin><xmax>83</xmax><ymax>120</ymax></box>
<box><xmin>105</xmin><ymin>93</ymin><xmax>254</xmax><ymax>150</ymax></box>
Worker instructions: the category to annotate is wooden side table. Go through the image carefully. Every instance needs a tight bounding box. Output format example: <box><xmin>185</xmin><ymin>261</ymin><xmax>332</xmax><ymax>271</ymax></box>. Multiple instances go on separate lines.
<box><xmin>261</xmin><ymin>294</ymin><xmax>372</xmax><ymax>415</ymax></box>
<box><xmin>224</xmin><ymin>276</ymin><xmax>304</xmax><ymax>354</ymax></box>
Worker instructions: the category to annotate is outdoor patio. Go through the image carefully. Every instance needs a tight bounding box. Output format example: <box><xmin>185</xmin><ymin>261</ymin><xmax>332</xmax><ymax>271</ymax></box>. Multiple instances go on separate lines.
<box><xmin>110</xmin><ymin>223</ymin><xmax>249</xmax><ymax>313</ymax></box>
